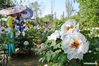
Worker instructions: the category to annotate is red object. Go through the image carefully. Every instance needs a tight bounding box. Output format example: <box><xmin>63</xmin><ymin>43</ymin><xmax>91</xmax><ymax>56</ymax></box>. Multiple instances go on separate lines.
<box><xmin>41</xmin><ymin>25</ymin><xmax>48</xmax><ymax>28</ymax></box>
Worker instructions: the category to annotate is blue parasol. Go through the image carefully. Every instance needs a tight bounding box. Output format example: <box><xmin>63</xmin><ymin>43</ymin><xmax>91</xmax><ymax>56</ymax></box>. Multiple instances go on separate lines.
<box><xmin>22</xmin><ymin>8</ymin><xmax>33</xmax><ymax>19</ymax></box>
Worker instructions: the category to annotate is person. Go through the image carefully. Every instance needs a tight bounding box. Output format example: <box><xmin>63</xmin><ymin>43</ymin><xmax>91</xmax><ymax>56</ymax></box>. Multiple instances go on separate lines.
<box><xmin>16</xmin><ymin>12</ymin><xmax>25</xmax><ymax>32</ymax></box>
<box><xmin>6</xmin><ymin>14</ymin><xmax>17</xmax><ymax>56</ymax></box>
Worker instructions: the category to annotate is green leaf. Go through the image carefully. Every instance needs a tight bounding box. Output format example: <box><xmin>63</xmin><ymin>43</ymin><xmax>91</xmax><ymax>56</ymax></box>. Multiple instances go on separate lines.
<box><xmin>54</xmin><ymin>43</ymin><xmax>61</xmax><ymax>49</ymax></box>
<box><xmin>46</xmin><ymin>53</ymin><xmax>51</xmax><ymax>62</ymax></box>
<box><xmin>96</xmin><ymin>48</ymin><xmax>99</xmax><ymax>52</ymax></box>
<box><xmin>39</xmin><ymin>57</ymin><xmax>45</xmax><ymax>62</ymax></box>
<box><xmin>55</xmin><ymin>49</ymin><xmax>62</xmax><ymax>54</ymax></box>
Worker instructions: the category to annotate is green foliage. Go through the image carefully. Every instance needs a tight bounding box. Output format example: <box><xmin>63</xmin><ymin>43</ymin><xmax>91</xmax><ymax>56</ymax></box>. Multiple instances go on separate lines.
<box><xmin>76</xmin><ymin>0</ymin><xmax>99</xmax><ymax>28</ymax></box>
<box><xmin>53</xmin><ymin>19</ymin><xmax>64</xmax><ymax>30</ymax></box>
<box><xmin>25</xmin><ymin>20</ymin><xmax>35</xmax><ymax>28</ymax></box>
<box><xmin>15</xmin><ymin>26</ymin><xmax>53</xmax><ymax>50</ymax></box>
<box><xmin>0</xmin><ymin>0</ymin><xmax>13</xmax><ymax>9</ymax></box>
<box><xmin>15</xmin><ymin>32</ymin><xmax>34</xmax><ymax>50</ymax></box>
<box><xmin>0</xmin><ymin>27</ymin><xmax>8</xmax><ymax>51</ymax></box>
<box><xmin>37</xmin><ymin>18</ymin><xmax>44</xmax><ymax>25</ymax></box>
<box><xmin>38</xmin><ymin>39</ymin><xmax>69</xmax><ymax>66</ymax></box>
<box><xmin>42</xmin><ymin>14</ymin><xmax>53</xmax><ymax>21</ymax></box>
<box><xmin>80</xmin><ymin>29</ymin><xmax>99</xmax><ymax>62</ymax></box>
<box><xmin>0</xmin><ymin>33</ymin><xmax>7</xmax><ymax>45</ymax></box>
<box><xmin>25</xmin><ymin>20</ymin><xmax>35</xmax><ymax>26</ymax></box>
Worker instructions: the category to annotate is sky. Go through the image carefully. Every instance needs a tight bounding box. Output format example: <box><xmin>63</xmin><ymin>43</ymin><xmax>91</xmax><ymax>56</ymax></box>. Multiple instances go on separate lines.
<box><xmin>15</xmin><ymin>0</ymin><xmax>79</xmax><ymax>19</ymax></box>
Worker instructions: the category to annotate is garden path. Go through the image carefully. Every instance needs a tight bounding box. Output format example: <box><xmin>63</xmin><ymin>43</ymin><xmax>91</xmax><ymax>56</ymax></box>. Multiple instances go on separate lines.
<box><xmin>7</xmin><ymin>52</ymin><xmax>42</xmax><ymax>66</ymax></box>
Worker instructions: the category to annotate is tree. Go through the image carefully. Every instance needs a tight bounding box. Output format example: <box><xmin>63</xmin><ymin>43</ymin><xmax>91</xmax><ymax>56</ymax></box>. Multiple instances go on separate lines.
<box><xmin>61</xmin><ymin>12</ymin><xmax>65</xmax><ymax>21</ymax></box>
<box><xmin>29</xmin><ymin>1</ymin><xmax>41</xmax><ymax>20</ymax></box>
<box><xmin>0</xmin><ymin>0</ymin><xmax>13</xmax><ymax>9</ymax></box>
<box><xmin>65</xmin><ymin>0</ymin><xmax>74</xmax><ymax>17</ymax></box>
<box><xmin>10</xmin><ymin>0</ymin><xmax>27</xmax><ymax>6</ymax></box>
<box><xmin>76</xmin><ymin>0</ymin><xmax>99</xmax><ymax>28</ymax></box>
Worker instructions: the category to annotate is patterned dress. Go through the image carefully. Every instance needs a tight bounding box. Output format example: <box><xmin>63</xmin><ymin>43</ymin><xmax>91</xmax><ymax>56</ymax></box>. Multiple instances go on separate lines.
<box><xmin>6</xmin><ymin>16</ymin><xmax>15</xmax><ymax>56</ymax></box>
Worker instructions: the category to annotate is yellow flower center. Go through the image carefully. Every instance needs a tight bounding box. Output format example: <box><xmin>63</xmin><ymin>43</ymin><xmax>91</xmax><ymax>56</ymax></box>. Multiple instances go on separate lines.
<box><xmin>66</xmin><ymin>26</ymin><xmax>70</xmax><ymax>31</ymax></box>
<box><xmin>70</xmin><ymin>25</ymin><xmax>73</xmax><ymax>29</ymax></box>
<box><xmin>66</xmin><ymin>25</ymin><xmax>73</xmax><ymax>31</ymax></box>
<box><xmin>70</xmin><ymin>40</ymin><xmax>80</xmax><ymax>48</ymax></box>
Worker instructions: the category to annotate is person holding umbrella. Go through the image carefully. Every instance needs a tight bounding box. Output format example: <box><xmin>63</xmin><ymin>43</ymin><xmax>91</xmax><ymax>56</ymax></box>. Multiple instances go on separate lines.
<box><xmin>6</xmin><ymin>13</ymin><xmax>18</xmax><ymax>56</ymax></box>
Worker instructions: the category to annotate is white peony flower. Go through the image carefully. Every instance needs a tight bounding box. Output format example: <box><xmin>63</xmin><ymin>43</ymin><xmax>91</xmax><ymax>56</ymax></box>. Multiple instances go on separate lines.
<box><xmin>22</xmin><ymin>31</ymin><xmax>25</xmax><ymax>36</ymax></box>
<box><xmin>24</xmin><ymin>41</ymin><xmax>29</xmax><ymax>45</ymax></box>
<box><xmin>61</xmin><ymin>32</ymin><xmax>89</xmax><ymax>60</ymax></box>
<box><xmin>44</xmin><ymin>64</ymin><xmax>48</xmax><ymax>66</ymax></box>
<box><xmin>60</xmin><ymin>19</ymin><xmax>76</xmax><ymax>40</ymax></box>
<box><xmin>48</xmin><ymin>30</ymin><xmax>60</xmax><ymax>41</ymax></box>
